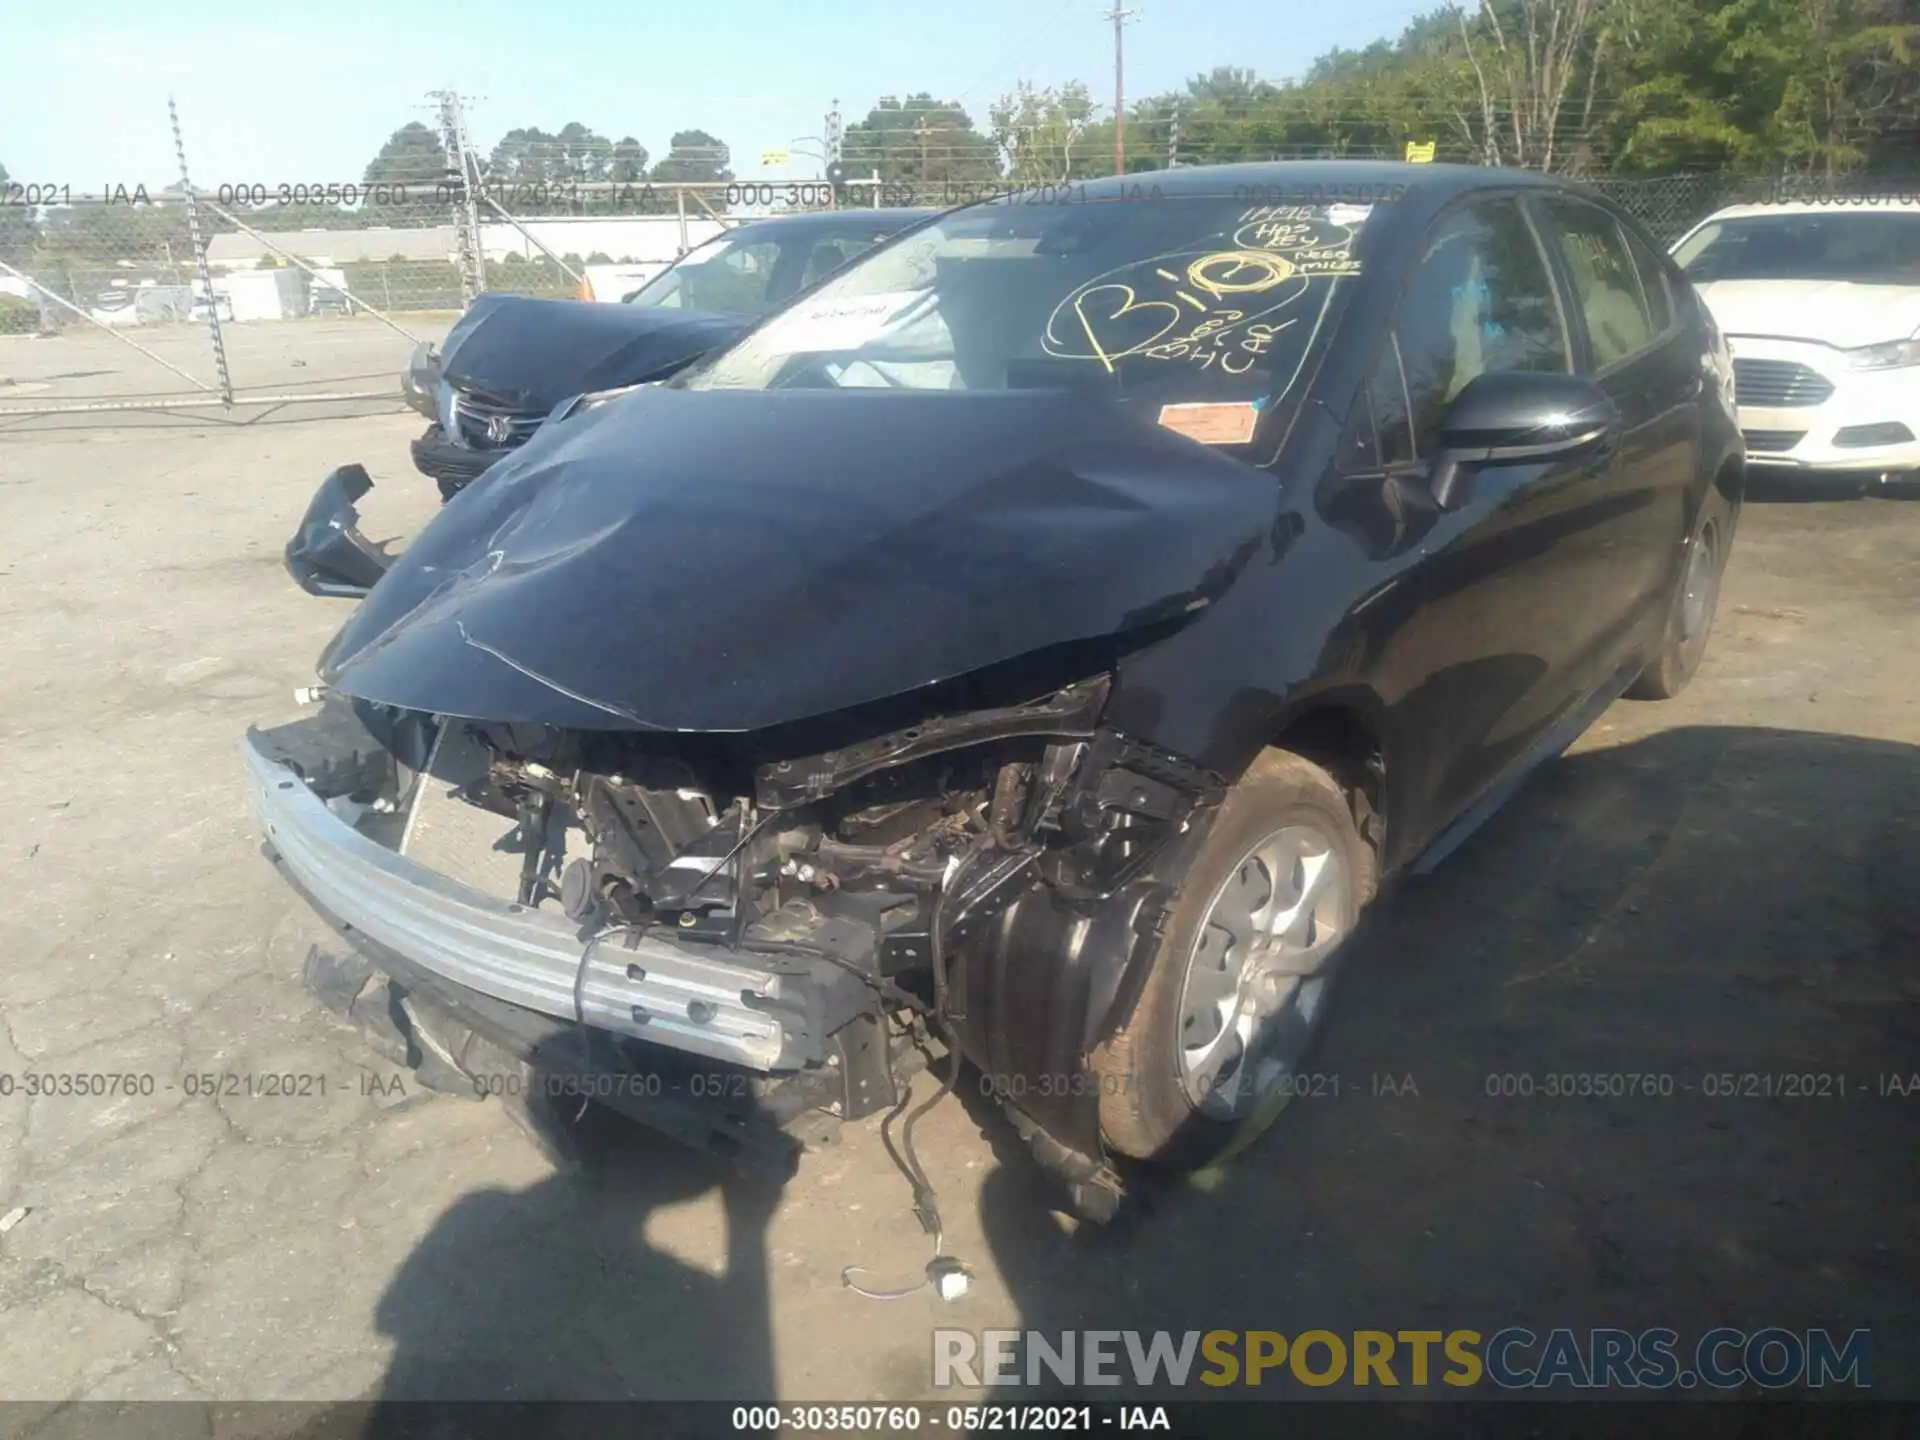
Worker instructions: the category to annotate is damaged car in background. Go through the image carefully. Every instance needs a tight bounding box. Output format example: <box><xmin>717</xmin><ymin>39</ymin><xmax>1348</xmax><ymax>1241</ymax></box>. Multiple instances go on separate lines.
<box><xmin>398</xmin><ymin>208</ymin><xmax>937</xmax><ymax>500</ymax></box>
<box><xmin>257</xmin><ymin>162</ymin><xmax>1742</xmax><ymax>1222</ymax></box>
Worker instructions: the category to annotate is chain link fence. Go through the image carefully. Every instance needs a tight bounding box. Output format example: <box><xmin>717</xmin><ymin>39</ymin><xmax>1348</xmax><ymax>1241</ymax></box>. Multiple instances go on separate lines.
<box><xmin>0</xmin><ymin>166</ymin><xmax>759</xmax><ymax>420</ymax></box>
<box><xmin>1585</xmin><ymin>174</ymin><xmax>1730</xmax><ymax>243</ymax></box>
<box><xmin>5</xmin><ymin>106</ymin><xmax>1917</xmax><ymax>424</ymax></box>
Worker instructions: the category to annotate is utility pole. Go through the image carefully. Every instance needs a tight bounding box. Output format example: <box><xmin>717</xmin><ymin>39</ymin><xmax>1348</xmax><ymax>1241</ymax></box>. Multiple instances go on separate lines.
<box><xmin>1101</xmin><ymin>5</ymin><xmax>1141</xmax><ymax>175</ymax></box>
<box><xmin>431</xmin><ymin>88</ymin><xmax>486</xmax><ymax>304</ymax></box>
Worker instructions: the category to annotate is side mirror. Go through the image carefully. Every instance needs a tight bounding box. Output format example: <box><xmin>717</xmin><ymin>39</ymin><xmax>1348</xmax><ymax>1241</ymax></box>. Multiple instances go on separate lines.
<box><xmin>284</xmin><ymin>464</ymin><xmax>393</xmax><ymax>599</ymax></box>
<box><xmin>1427</xmin><ymin>371</ymin><xmax>1618</xmax><ymax>510</ymax></box>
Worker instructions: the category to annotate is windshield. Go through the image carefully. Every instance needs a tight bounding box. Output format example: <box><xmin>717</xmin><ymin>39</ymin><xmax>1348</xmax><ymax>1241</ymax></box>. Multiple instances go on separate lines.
<box><xmin>676</xmin><ymin>196</ymin><xmax>1378</xmax><ymax>425</ymax></box>
<box><xmin>625</xmin><ymin>224</ymin><xmax>888</xmax><ymax>315</ymax></box>
<box><xmin>625</xmin><ymin>230</ymin><xmax>785</xmax><ymax>313</ymax></box>
<box><xmin>1673</xmin><ymin>210</ymin><xmax>1920</xmax><ymax>285</ymax></box>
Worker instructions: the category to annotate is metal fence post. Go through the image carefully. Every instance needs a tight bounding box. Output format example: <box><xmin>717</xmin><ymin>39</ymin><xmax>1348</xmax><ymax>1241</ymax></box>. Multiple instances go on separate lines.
<box><xmin>475</xmin><ymin>195</ymin><xmax>586</xmax><ymax>288</ymax></box>
<box><xmin>169</xmin><ymin>96</ymin><xmax>233</xmax><ymax>408</ymax></box>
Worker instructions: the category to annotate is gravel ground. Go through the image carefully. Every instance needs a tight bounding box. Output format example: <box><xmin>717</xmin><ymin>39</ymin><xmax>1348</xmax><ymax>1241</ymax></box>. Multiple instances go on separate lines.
<box><xmin>0</xmin><ymin>385</ymin><xmax>1913</xmax><ymax>1418</ymax></box>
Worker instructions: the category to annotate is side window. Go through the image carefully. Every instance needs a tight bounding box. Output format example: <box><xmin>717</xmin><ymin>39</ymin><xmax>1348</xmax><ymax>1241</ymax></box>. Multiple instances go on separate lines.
<box><xmin>1622</xmin><ymin>226</ymin><xmax>1674</xmax><ymax>335</ymax></box>
<box><xmin>687</xmin><ymin>240</ymin><xmax>782</xmax><ymax>311</ymax></box>
<box><xmin>1542</xmin><ymin>201</ymin><xmax>1657</xmax><ymax>368</ymax></box>
<box><xmin>799</xmin><ymin>240</ymin><xmax>852</xmax><ymax>290</ymax></box>
<box><xmin>1383</xmin><ymin>197</ymin><xmax>1570</xmax><ymax>460</ymax></box>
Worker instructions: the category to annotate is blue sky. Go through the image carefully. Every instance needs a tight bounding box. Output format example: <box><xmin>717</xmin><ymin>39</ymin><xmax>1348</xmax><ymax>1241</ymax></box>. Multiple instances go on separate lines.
<box><xmin>4</xmin><ymin>0</ymin><xmax>1430</xmax><ymax>189</ymax></box>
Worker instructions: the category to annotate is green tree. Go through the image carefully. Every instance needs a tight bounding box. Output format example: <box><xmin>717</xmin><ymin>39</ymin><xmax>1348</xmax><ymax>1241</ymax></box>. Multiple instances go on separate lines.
<box><xmin>1599</xmin><ymin>0</ymin><xmax>1919</xmax><ymax>176</ymax></box>
<box><xmin>649</xmin><ymin>129</ymin><xmax>734</xmax><ymax>184</ymax></box>
<box><xmin>487</xmin><ymin>127</ymin><xmax>562</xmax><ymax>183</ymax></box>
<box><xmin>555</xmin><ymin>121</ymin><xmax>615</xmax><ymax>182</ymax></box>
<box><xmin>970</xmin><ymin>0</ymin><xmax>1915</xmax><ymax>183</ymax></box>
<box><xmin>989</xmin><ymin>82</ymin><xmax>1098</xmax><ymax>185</ymax></box>
<box><xmin>841</xmin><ymin>94</ymin><xmax>999</xmax><ymax>192</ymax></box>
<box><xmin>363</xmin><ymin>122</ymin><xmax>451</xmax><ymax>185</ymax></box>
<box><xmin>488</xmin><ymin>125</ymin><xmax>599</xmax><ymax>182</ymax></box>
<box><xmin>610</xmin><ymin>137</ymin><xmax>649</xmax><ymax>182</ymax></box>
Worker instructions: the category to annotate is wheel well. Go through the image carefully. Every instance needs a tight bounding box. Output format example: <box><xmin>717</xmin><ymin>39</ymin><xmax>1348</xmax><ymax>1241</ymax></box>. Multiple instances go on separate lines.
<box><xmin>1271</xmin><ymin>705</ymin><xmax>1385</xmax><ymax>846</ymax></box>
<box><xmin>1714</xmin><ymin>453</ymin><xmax>1744</xmax><ymax>509</ymax></box>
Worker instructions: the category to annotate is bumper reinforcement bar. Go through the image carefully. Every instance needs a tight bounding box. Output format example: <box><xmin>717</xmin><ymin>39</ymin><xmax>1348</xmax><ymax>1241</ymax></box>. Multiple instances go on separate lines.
<box><xmin>243</xmin><ymin>732</ymin><xmax>794</xmax><ymax>1070</ymax></box>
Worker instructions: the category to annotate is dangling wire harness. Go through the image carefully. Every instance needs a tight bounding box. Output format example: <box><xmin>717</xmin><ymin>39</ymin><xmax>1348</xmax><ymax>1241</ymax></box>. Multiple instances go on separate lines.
<box><xmin>841</xmin><ymin>848</ymin><xmax>981</xmax><ymax>1302</ymax></box>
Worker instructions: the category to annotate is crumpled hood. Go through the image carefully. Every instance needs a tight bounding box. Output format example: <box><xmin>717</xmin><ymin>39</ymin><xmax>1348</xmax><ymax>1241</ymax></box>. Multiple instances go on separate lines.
<box><xmin>439</xmin><ymin>293</ymin><xmax>751</xmax><ymax>411</ymax></box>
<box><xmin>318</xmin><ymin>386</ymin><xmax>1279</xmax><ymax>732</ymax></box>
<box><xmin>1693</xmin><ymin>279</ymin><xmax>1920</xmax><ymax>350</ymax></box>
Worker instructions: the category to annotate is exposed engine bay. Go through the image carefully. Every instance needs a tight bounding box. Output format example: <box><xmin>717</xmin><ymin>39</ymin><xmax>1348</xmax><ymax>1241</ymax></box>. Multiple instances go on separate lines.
<box><xmin>251</xmin><ymin>671</ymin><xmax>1223</xmax><ymax>1219</ymax></box>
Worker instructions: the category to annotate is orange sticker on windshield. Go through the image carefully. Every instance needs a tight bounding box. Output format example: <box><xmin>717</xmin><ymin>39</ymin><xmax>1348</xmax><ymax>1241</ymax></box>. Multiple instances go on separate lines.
<box><xmin>1158</xmin><ymin>401</ymin><xmax>1258</xmax><ymax>445</ymax></box>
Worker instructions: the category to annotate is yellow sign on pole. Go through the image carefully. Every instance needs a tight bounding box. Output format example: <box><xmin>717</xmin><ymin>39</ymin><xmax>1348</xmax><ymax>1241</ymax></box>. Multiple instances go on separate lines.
<box><xmin>760</xmin><ymin>148</ymin><xmax>791</xmax><ymax>168</ymax></box>
<box><xmin>1405</xmin><ymin>140</ymin><xmax>1437</xmax><ymax>163</ymax></box>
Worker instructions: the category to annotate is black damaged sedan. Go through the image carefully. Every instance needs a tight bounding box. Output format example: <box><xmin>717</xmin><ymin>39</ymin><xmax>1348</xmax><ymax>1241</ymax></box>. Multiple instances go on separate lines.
<box><xmin>257</xmin><ymin>162</ymin><xmax>1742</xmax><ymax>1219</ymax></box>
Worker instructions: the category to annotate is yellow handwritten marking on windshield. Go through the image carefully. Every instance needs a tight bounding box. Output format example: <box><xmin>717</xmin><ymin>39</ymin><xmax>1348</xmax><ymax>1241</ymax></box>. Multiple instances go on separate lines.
<box><xmin>1237</xmin><ymin>220</ymin><xmax>1317</xmax><ymax>251</ymax></box>
<box><xmin>1187</xmin><ymin>250</ymin><xmax>1296</xmax><ymax>299</ymax></box>
<box><xmin>1070</xmin><ymin>283</ymin><xmax>1185</xmax><ymax>372</ymax></box>
<box><xmin>1074</xmin><ymin>302</ymin><xmax>1115</xmax><ymax>373</ymax></box>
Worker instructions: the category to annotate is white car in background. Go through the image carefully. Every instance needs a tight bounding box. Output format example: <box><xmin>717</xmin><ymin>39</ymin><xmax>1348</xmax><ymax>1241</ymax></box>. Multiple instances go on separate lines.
<box><xmin>1671</xmin><ymin>199</ymin><xmax>1920</xmax><ymax>489</ymax></box>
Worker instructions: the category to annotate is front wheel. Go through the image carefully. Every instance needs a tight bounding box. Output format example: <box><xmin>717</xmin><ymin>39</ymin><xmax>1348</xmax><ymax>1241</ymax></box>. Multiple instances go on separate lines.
<box><xmin>1091</xmin><ymin>750</ymin><xmax>1375</xmax><ymax>1169</ymax></box>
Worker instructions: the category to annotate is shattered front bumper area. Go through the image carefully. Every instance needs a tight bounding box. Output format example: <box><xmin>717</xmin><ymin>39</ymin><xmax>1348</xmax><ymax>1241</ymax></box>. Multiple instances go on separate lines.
<box><xmin>247</xmin><ymin>737</ymin><xmax>811</xmax><ymax>1071</ymax></box>
<box><xmin>245</xmin><ymin>709</ymin><xmax>886</xmax><ymax>1065</ymax></box>
<box><xmin>244</xmin><ymin>678</ymin><xmax>1222</xmax><ymax>1211</ymax></box>
<box><xmin>409</xmin><ymin>423</ymin><xmax>510</xmax><ymax>500</ymax></box>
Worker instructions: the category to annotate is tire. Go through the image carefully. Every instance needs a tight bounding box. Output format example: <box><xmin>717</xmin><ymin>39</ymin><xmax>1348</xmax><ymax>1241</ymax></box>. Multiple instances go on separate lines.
<box><xmin>1091</xmin><ymin>749</ymin><xmax>1376</xmax><ymax>1169</ymax></box>
<box><xmin>1626</xmin><ymin>495</ymin><xmax>1731</xmax><ymax>701</ymax></box>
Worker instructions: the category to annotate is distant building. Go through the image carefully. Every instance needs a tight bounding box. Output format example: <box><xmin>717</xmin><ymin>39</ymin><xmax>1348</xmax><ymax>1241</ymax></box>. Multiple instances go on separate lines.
<box><xmin>205</xmin><ymin>227</ymin><xmax>455</xmax><ymax>269</ymax></box>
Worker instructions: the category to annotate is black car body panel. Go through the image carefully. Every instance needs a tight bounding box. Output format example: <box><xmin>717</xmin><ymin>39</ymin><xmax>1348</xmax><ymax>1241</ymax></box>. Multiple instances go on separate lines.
<box><xmin>257</xmin><ymin>162</ymin><xmax>1743</xmax><ymax>1214</ymax></box>
<box><xmin>284</xmin><ymin>463</ymin><xmax>392</xmax><ymax>598</ymax></box>
<box><xmin>437</xmin><ymin>294</ymin><xmax>746</xmax><ymax>416</ymax></box>
<box><xmin>320</xmin><ymin>386</ymin><xmax>1278</xmax><ymax>731</ymax></box>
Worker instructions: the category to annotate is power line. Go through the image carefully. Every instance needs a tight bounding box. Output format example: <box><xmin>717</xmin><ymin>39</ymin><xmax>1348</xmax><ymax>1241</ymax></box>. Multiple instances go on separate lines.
<box><xmin>950</xmin><ymin>0</ymin><xmax>1085</xmax><ymax>106</ymax></box>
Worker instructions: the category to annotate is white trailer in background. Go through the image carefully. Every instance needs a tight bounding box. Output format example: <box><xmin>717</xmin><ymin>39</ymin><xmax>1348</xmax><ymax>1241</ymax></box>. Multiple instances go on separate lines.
<box><xmin>217</xmin><ymin>268</ymin><xmax>309</xmax><ymax>321</ymax></box>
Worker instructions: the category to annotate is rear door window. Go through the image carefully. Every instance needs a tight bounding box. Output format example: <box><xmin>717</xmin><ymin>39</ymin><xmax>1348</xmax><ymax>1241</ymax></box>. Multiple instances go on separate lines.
<box><xmin>1541</xmin><ymin>201</ymin><xmax>1658</xmax><ymax>369</ymax></box>
<box><xmin>1622</xmin><ymin>226</ymin><xmax>1674</xmax><ymax>335</ymax></box>
<box><xmin>799</xmin><ymin>239</ymin><xmax>856</xmax><ymax>290</ymax></box>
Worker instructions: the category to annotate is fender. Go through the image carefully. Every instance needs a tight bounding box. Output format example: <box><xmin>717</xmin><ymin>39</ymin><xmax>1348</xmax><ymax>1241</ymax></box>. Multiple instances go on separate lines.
<box><xmin>947</xmin><ymin>733</ymin><xmax>1223</xmax><ymax>1164</ymax></box>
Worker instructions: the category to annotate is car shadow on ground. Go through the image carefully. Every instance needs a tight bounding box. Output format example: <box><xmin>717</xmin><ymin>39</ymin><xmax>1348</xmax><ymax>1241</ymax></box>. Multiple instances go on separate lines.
<box><xmin>362</xmin><ymin>1116</ymin><xmax>787</xmax><ymax>1409</ymax></box>
<box><xmin>973</xmin><ymin>724</ymin><xmax>1919</xmax><ymax>1410</ymax></box>
<box><xmin>290</xmin><ymin>724</ymin><xmax>1914</xmax><ymax>1430</ymax></box>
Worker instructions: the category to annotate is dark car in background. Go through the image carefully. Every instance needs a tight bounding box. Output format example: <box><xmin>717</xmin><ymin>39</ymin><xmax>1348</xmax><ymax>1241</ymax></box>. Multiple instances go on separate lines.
<box><xmin>268</xmin><ymin>162</ymin><xmax>1741</xmax><ymax>1220</ymax></box>
<box><xmin>402</xmin><ymin>208</ymin><xmax>937</xmax><ymax>498</ymax></box>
